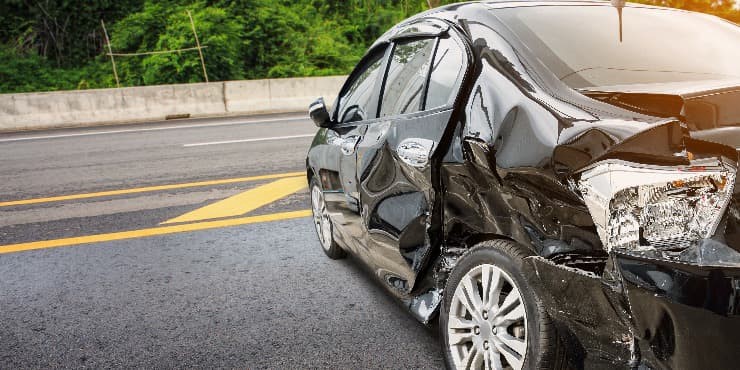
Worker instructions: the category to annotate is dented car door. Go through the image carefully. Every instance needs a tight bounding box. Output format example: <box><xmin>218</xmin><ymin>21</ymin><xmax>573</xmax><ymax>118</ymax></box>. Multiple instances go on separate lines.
<box><xmin>356</xmin><ymin>28</ymin><xmax>470</xmax><ymax>294</ymax></box>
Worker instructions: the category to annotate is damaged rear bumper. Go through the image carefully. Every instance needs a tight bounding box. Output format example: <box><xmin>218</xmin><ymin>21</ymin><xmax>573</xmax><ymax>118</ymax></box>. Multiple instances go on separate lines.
<box><xmin>617</xmin><ymin>249</ymin><xmax>740</xmax><ymax>369</ymax></box>
<box><xmin>522</xmin><ymin>239</ymin><xmax>740</xmax><ymax>369</ymax></box>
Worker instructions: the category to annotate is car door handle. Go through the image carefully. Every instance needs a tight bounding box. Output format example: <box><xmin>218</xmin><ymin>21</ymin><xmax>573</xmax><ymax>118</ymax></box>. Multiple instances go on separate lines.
<box><xmin>397</xmin><ymin>138</ymin><xmax>436</xmax><ymax>168</ymax></box>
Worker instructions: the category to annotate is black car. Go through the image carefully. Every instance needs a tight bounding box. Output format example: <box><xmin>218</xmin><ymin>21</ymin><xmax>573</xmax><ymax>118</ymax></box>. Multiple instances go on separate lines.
<box><xmin>305</xmin><ymin>1</ymin><xmax>740</xmax><ymax>368</ymax></box>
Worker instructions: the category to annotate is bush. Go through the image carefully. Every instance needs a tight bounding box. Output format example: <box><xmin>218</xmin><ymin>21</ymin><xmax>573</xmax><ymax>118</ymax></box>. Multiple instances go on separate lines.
<box><xmin>0</xmin><ymin>47</ymin><xmax>115</xmax><ymax>93</ymax></box>
<box><xmin>112</xmin><ymin>2</ymin><xmax>244</xmax><ymax>85</ymax></box>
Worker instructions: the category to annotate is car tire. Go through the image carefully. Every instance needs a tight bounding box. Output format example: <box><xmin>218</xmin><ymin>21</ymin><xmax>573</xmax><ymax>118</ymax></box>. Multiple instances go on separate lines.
<box><xmin>309</xmin><ymin>177</ymin><xmax>346</xmax><ymax>260</ymax></box>
<box><xmin>440</xmin><ymin>240</ymin><xmax>565</xmax><ymax>369</ymax></box>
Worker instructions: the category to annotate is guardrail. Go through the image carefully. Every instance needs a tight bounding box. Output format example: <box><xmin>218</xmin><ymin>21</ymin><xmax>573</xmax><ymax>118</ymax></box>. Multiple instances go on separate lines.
<box><xmin>0</xmin><ymin>75</ymin><xmax>347</xmax><ymax>132</ymax></box>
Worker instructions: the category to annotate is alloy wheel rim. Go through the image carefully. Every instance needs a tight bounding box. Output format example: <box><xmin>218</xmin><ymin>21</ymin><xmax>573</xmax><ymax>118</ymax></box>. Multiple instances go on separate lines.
<box><xmin>448</xmin><ymin>264</ymin><xmax>528</xmax><ymax>370</ymax></box>
<box><xmin>311</xmin><ymin>185</ymin><xmax>332</xmax><ymax>251</ymax></box>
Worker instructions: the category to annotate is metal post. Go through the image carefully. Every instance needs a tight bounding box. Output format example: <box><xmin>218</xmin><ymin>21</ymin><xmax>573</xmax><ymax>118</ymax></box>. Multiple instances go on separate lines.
<box><xmin>100</xmin><ymin>20</ymin><xmax>120</xmax><ymax>88</ymax></box>
<box><xmin>187</xmin><ymin>10</ymin><xmax>209</xmax><ymax>83</ymax></box>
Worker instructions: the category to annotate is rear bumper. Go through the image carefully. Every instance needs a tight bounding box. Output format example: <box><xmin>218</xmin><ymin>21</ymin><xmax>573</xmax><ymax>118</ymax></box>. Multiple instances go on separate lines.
<box><xmin>522</xmin><ymin>235</ymin><xmax>740</xmax><ymax>369</ymax></box>
<box><xmin>616</xmin><ymin>250</ymin><xmax>740</xmax><ymax>369</ymax></box>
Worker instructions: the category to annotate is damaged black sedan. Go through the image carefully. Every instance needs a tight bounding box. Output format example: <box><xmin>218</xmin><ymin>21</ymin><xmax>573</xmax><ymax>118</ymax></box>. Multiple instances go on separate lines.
<box><xmin>306</xmin><ymin>1</ymin><xmax>740</xmax><ymax>368</ymax></box>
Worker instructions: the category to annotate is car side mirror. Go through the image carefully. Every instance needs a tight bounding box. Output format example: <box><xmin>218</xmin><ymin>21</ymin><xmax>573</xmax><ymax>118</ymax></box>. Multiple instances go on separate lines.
<box><xmin>309</xmin><ymin>98</ymin><xmax>333</xmax><ymax>128</ymax></box>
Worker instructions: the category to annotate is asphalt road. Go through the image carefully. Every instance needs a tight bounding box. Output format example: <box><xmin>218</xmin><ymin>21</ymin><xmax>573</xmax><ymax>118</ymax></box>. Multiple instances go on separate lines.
<box><xmin>0</xmin><ymin>114</ymin><xmax>444</xmax><ymax>368</ymax></box>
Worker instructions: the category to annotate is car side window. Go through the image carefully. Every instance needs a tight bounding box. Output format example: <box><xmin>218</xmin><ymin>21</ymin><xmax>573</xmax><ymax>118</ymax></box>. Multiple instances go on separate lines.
<box><xmin>425</xmin><ymin>36</ymin><xmax>466</xmax><ymax>110</ymax></box>
<box><xmin>338</xmin><ymin>50</ymin><xmax>386</xmax><ymax>124</ymax></box>
<box><xmin>379</xmin><ymin>38</ymin><xmax>436</xmax><ymax>117</ymax></box>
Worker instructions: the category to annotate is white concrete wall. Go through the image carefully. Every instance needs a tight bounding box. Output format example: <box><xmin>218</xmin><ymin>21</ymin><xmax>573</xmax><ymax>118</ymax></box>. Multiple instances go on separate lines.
<box><xmin>0</xmin><ymin>75</ymin><xmax>347</xmax><ymax>132</ymax></box>
<box><xmin>225</xmin><ymin>76</ymin><xmax>345</xmax><ymax>115</ymax></box>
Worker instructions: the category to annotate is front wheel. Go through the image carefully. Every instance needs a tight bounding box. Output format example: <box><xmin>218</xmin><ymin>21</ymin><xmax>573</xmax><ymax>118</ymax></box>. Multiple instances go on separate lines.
<box><xmin>309</xmin><ymin>178</ymin><xmax>346</xmax><ymax>259</ymax></box>
<box><xmin>440</xmin><ymin>240</ymin><xmax>565</xmax><ymax>369</ymax></box>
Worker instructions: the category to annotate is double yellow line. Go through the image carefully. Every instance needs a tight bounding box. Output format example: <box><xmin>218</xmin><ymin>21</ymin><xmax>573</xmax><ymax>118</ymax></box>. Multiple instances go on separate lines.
<box><xmin>0</xmin><ymin>171</ymin><xmax>305</xmax><ymax>208</ymax></box>
<box><xmin>0</xmin><ymin>172</ymin><xmax>311</xmax><ymax>255</ymax></box>
<box><xmin>0</xmin><ymin>210</ymin><xmax>311</xmax><ymax>255</ymax></box>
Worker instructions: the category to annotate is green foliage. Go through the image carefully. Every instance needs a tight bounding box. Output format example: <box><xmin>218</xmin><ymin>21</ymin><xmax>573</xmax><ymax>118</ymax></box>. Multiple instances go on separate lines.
<box><xmin>0</xmin><ymin>46</ymin><xmax>113</xmax><ymax>93</ymax></box>
<box><xmin>233</xmin><ymin>0</ymin><xmax>363</xmax><ymax>78</ymax></box>
<box><xmin>0</xmin><ymin>0</ymin><xmax>735</xmax><ymax>93</ymax></box>
<box><xmin>111</xmin><ymin>2</ymin><xmax>244</xmax><ymax>85</ymax></box>
<box><xmin>0</xmin><ymin>0</ymin><xmax>436</xmax><ymax>92</ymax></box>
<box><xmin>0</xmin><ymin>0</ymin><xmax>143</xmax><ymax>66</ymax></box>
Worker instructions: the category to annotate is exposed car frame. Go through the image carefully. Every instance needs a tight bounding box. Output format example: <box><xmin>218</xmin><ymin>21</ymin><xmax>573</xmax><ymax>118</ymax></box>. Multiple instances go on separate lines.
<box><xmin>306</xmin><ymin>1</ymin><xmax>740</xmax><ymax>368</ymax></box>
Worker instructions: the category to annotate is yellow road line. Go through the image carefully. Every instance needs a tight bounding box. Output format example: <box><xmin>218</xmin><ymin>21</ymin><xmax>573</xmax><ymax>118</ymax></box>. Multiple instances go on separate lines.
<box><xmin>0</xmin><ymin>209</ymin><xmax>312</xmax><ymax>255</ymax></box>
<box><xmin>0</xmin><ymin>171</ymin><xmax>305</xmax><ymax>208</ymax></box>
<box><xmin>162</xmin><ymin>176</ymin><xmax>307</xmax><ymax>224</ymax></box>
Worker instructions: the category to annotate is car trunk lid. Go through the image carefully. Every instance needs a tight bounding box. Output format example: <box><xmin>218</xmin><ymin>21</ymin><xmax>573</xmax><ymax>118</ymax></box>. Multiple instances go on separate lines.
<box><xmin>579</xmin><ymin>79</ymin><xmax>740</xmax><ymax>133</ymax></box>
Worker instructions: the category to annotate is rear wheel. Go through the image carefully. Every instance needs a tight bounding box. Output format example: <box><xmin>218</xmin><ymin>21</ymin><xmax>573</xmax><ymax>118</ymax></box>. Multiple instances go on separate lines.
<box><xmin>440</xmin><ymin>240</ymin><xmax>565</xmax><ymax>369</ymax></box>
<box><xmin>310</xmin><ymin>178</ymin><xmax>346</xmax><ymax>259</ymax></box>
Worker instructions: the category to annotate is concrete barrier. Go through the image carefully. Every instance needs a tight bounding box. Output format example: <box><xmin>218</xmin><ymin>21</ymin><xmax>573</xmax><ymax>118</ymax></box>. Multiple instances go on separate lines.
<box><xmin>0</xmin><ymin>75</ymin><xmax>348</xmax><ymax>132</ymax></box>
<box><xmin>224</xmin><ymin>76</ymin><xmax>346</xmax><ymax>115</ymax></box>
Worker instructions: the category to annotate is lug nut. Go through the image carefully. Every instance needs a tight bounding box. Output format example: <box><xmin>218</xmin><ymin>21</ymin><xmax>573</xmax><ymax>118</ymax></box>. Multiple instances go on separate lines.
<box><xmin>483</xmin><ymin>341</ymin><xmax>490</xmax><ymax>350</ymax></box>
<box><xmin>482</xmin><ymin>311</ymin><xmax>488</xmax><ymax>319</ymax></box>
<box><xmin>474</xmin><ymin>326</ymin><xmax>480</xmax><ymax>335</ymax></box>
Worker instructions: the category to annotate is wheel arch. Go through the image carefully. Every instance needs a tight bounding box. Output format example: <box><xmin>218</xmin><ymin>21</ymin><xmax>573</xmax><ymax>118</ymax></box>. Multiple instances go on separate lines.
<box><xmin>460</xmin><ymin>233</ymin><xmax>535</xmax><ymax>254</ymax></box>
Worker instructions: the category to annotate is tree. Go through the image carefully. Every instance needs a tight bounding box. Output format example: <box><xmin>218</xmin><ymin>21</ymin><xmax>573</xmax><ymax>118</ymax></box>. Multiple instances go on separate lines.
<box><xmin>108</xmin><ymin>1</ymin><xmax>243</xmax><ymax>86</ymax></box>
<box><xmin>0</xmin><ymin>0</ymin><xmax>143</xmax><ymax>67</ymax></box>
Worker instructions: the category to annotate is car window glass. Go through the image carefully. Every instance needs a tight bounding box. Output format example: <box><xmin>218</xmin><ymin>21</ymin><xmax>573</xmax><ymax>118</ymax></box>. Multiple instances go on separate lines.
<box><xmin>425</xmin><ymin>37</ymin><xmax>466</xmax><ymax>110</ymax></box>
<box><xmin>380</xmin><ymin>38</ymin><xmax>436</xmax><ymax>117</ymax></box>
<box><xmin>338</xmin><ymin>51</ymin><xmax>385</xmax><ymax>123</ymax></box>
<box><xmin>496</xmin><ymin>6</ymin><xmax>740</xmax><ymax>88</ymax></box>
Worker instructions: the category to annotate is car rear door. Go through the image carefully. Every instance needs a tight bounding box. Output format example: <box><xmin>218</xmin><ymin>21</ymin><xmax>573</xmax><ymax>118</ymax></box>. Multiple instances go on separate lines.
<box><xmin>355</xmin><ymin>23</ymin><xmax>470</xmax><ymax>294</ymax></box>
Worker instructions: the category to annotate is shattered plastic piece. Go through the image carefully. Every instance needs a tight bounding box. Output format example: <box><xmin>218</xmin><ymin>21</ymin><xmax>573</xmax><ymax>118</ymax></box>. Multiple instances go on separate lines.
<box><xmin>407</xmin><ymin>289</ymin><xmax>442</xmax><ymax>325</ymax></box>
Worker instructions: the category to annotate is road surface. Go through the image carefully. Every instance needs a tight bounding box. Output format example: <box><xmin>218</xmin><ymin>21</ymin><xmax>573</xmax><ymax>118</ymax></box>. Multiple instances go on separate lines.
<box><xmin>0</xmin><ymin>114</ymin><xmax>444</xmax><ymax>368</ymax></box>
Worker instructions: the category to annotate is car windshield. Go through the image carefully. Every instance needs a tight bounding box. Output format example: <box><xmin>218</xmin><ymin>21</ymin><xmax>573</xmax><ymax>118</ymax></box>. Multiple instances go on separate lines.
<box><xmin>496</xmin><ymin>5</ymin><xmax>740</xmax><ymax>88</ymax></box>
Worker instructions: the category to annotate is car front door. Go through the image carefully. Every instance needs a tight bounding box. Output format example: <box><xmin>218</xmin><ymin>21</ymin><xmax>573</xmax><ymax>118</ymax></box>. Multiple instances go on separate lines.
<box><xmin>355</xmin><ymin>26</ymin><xmax>470</xmax><ymax>294</ymax></box>
<box><xmin>319</xmin><ymin>45</ymin><xmax>390</xmax><ymax>254</ymax></box>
